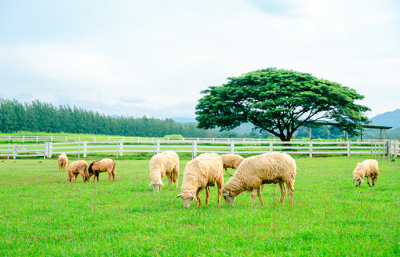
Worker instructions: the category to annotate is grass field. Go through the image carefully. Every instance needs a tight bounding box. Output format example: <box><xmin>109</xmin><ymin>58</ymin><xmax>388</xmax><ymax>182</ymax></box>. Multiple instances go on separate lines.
<box><xmin>0</xmin><ymin>156</ymin><xmax>399</xmax><ymax>256</ymax></box>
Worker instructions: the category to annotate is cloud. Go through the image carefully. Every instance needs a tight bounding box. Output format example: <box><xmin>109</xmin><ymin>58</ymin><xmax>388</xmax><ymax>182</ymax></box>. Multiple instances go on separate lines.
<box><xmin>0</xmin><ymin>0</ymin><xmax>399</xmax><ymax>119</ymax></box>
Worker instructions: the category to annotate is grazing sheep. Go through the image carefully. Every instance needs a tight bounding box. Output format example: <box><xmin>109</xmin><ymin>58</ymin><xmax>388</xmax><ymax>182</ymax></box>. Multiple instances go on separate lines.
<box><xmin>222</xmin><ymin>152</ymin><xmax>297</xmax><ymax>206</ymax></box>
<box><xmin>149</xmin><ymin>151</ymin><xmax>180</xmax><ymax>192</ymax></box>
<box><xmin>88</xmin><ymin>158</ymin><xmax>116</xmax><ymax>182</ymax></box>
<box><xmin>176</xmin><ymin>153</ymin><xmax>224</xmax><ymax>208</ymax></box>
<box><xmin>220</xmin><ymin>154</ymin><xmax>244</xmax><ymax>176</ymax></box>
<box><xmin>68</xmin><ymin>160</ymin><xmax>89</xmax><ymax>183</ymax></box>
<box><xmin>352</xmin><ymin>159</ymin><xmax>379</xmax><ymax>187</ymax></box>
<box><xmin>58</xmin><ymin>153</ymin><xmax>68</xmax><ymax>172</ymax></box>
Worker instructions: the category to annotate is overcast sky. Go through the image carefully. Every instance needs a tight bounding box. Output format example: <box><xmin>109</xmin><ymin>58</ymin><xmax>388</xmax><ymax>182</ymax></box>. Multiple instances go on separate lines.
<box><xmin>0</xmin><ymin>0</ymin><xmax>399</xmax><ymax>119</ymax></box>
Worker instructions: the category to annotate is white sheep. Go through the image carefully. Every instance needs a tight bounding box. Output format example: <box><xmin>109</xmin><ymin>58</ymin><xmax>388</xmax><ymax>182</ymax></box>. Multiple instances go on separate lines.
<box><xmin>149</xmin><ymin>151</ymin><xmax>180</xmax><ymax>192</ymax></box>
<box><xmin>220</xmin><ymin>154</ymin><xmax>244</xmax><ymax>176</ymax></box>
<box><xmin>68</xmin><ymin>160</ymin><xmax>89</xmax><ymax>183</ymax></box>
<box><xmin>58</xmin><ymin>153</ymin><xmax>68</xmax><ymax>172</ymax></box>
<box><xmin>222</xmin><ymin>152</ymin><xmax>297</xmax><ymax>206</ymax></box>
<box><xmin>352</xmin><ymin>159</ymin><xmax>379</xmax><ymax>187</ymax></box>
<box><xmin>88</xmin><ymin>159</ymin><xmax>116</xmax><ymax>182</ymax></box>
<box><xmin>176</xmin><ymin>153</ymin><xmax>224</xmax><ymax>208</ymax></box>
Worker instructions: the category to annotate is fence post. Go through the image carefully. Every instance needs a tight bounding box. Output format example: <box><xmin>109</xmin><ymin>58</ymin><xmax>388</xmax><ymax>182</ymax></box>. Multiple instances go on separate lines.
<box><xmin>394</xmin><ymin>141</ymin><xmax>397</xmax><ymax>162</ymax></box>
<box><xmin>269</xmin><ymin>140</ymin><xmax>273</xmax><ymax>153</ymax></box>
<box><xmin>387</xmin><ymin>141</ymin><xmax>390</xmax><ymax>161</ymax></box>
<box><xmin>48</xmin><ymin>142</ymin><xmax>52</xmax><ymax>158</ymax></box>
<box><xmin>193</xmin><ymin>141</ymin><xmax>197</xmax><ymax>158</ymax></box>
<box><xmin>43</xmin><ymin>143</ymin><xmax>47</xmax><ymax>160</ymax></box>
<box><xmin>230</xmin><ymin>141</ymin><xmax>234</xmax><ymax>154</ymax></box>
<box><xmin>13</xmin><ymin>144</ymin><xmax>17</xmax><ymax>159</ymax></box>
<box><xmin>51</xmin><ymin>136</ymin><xmax>53</xmax><ymax>142</ymax></box>
<box><xmin>347</xmin><ymin>141</ymin><xmax>350</xmax><ymax>156</ymax></box>
<box><xmin>78</xmin><ymin>140</ymin><xmax>81</xmax><ymax>160</ymax></box>
<box><xmin>37</xmin><ymin>136</ymin><xmax>39</xmax><ymax>144</ymax></box>
<box><xmin>370</xmin><ymin>142</ymin><xmax>373</xmax><ymax>157</ymax></box>
<box><xmin>22</xmin><ymin>136</ymin><xmax>24</xmax><ymax>144</ymax></box>
<box><xmin>120</xmin><ymin>141</ymin><xmax>124</xmax><ymax>157</ymax></box>
<box><xmin>309</xmin><ymin>141</ymin><xmax>312</xmax><ymax>158</ymax></box>
<box><xmin>7</xmin><ymin>143</ymin><xmax>10</xmax><ymax>160</ymax></box>
<box><xmin>9</xmin><ymin>135</ymin><xmax>11</xmax><ymax>143</ymax></box>
<box><xmin>383</xmin><ymin>141</ymin><xmax>386</xmax><ymax>159</ymax></box>
<box><xmin>156</xmin><ymin>141</ymin><xmax>160</xmax><ymax>154</ymax></box>
<box><xmin>84</xmin><ymin>141</ymin><xmax>87</xmax><ymax>158</ymax></box>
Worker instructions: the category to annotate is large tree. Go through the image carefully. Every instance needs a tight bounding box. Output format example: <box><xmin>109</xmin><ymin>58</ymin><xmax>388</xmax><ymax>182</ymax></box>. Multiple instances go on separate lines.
<box><xmin>195</xmin><ymin>68</ymin><xmax>371</xmax><ymax>141</ymax></box>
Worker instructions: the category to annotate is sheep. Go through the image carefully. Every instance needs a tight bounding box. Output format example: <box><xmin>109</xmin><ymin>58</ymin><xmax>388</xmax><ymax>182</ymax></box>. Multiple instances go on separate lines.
<box><xmin>88</xmin><ymin>158</ymin><xmax>116</xmax><ymax>182</ymax></box>
<box><xmin>68</xmin><ymin>160</ymin><xmax>89</xmax><ymax>183</ymax></box>
<box><xmin>58</xmin><ymin>153</ymin><xmax>68</xmax><ymax>172</ymax></box>
<box><xmin>149</xmin><ymin>151</ymin><xmax>179</xmax><ymax>192</ymax></box>
<box><xmin>220</xmin><ymin>154</ymin><xmax>244</xmax><ymax>176</ymax></box>
<box><xmin>352</xmin><ymin>159</ymin><xmax>379</xmax><ymax>187</ymax></box>
<box><xmin>222</xmin><ymin>152</ymin><xmax>297</xmax><ymax>207</ymax></box>
<box><xmin>176</xmin><ymin>153</ymin><xmax>224</xmax><ymax>208</ymax></box>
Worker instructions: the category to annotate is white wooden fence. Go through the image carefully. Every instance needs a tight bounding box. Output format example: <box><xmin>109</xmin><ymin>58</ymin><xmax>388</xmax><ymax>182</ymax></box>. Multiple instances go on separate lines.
<box><xmin>1</xmin><ymin>140</ymin><xmax>398</xmax><ymax>160</ymax></box>
<box><xmin>0</xmin><ymin>135</ymin><xmax>385</xmax><ymax>144</ymax></box>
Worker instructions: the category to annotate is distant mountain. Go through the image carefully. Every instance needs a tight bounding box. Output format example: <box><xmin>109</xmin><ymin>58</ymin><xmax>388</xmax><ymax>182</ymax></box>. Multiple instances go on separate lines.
<box><xmin>369</xmin><ymin>109</ymin><xmax>400</xmax><ymax>129</ymax></box>
<box><xmin>171</xmin><ymin>117</ymin><xmax>197</xmax><ymax>123</ymax></box>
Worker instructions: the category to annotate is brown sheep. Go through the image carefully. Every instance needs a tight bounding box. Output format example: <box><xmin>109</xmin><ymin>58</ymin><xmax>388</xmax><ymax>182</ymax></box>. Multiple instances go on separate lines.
<box><xmin>88</xmin><ymin>158</ymin><xmax>116</xmax><ymax>182</ymax></box>
<box><xmin>58</xmin><ymin>153</ymin><xmax>68</xmax><ymax>172</ymax></box>
<box><xmin>220</xmin><ymin>154</ymin><xmax>244</xmax><ymax>176</ymax></box>
<box><xmin>352</xmin><ymin>159</ymin><xmax>379</xmax><ymax>187</ymax></box>
<box><xmin>68</xmin><ymin>160</ymin><xmax>89</xmax><ymax>183</ymax></box>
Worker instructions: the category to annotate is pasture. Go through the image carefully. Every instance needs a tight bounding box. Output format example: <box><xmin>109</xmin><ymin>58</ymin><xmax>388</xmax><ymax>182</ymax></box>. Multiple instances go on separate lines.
<box><xmin>0</xmin><ymin>156</ymin><xmax>399</xmax><ymax>256</ymax></box>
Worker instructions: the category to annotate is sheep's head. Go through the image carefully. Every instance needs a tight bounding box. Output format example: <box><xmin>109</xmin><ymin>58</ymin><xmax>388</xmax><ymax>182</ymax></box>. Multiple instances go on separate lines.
<box><xmin>149</xmin><ymin>181</ymin><xmax>164</xmax><ymax>192</ymax></box>
<box><xmin>222</xmin><ymin>189</ymin><xmax>235</xmax><ymax>206</ymax></box>
<box><xmin>176</xmin><ymin>192</ymin><xmax>196</xmax><ymax>208</ymax></box>
<box><xmin>353</xmin><ymin>177</ymin><xmax>364</xmax><ymax>187</ymax></box>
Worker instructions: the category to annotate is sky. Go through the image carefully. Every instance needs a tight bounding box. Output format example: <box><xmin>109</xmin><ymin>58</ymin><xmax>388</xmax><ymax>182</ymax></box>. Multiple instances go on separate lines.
<box><xmin>0</xmin><ymin>0</ymin><xmax>399</xmax><ymax>119</ymax></box>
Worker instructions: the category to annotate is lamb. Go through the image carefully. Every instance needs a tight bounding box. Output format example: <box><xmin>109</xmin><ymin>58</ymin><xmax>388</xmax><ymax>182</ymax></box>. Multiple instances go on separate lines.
<box><xmin>149</xmin><ymin>151</ymin><xmax>180</xmax><ymax>192</ymax></box>
<box><xmin>352</xmin><ymin>159</ymin><xmax>379</xmax><ymax>187</ymax></box>
<box><xmin>222</xmin><ymin>152</ymin><xmax>297</xmax><ymax>206</ymax></box>
<box><xmin>58</xmin><ymin>153</ymin><xmax>68</xmax><ymax>172</ymax></box>
<box><xmin>176</xmin><ymin>153</ymin><xmax>224</xmax><ymax>208</ymax></box>
<box><xmin>68</xmin><ymin>160</ymin><xmax>89</xmax><ymax>183</ymax></box>
<box><xmin>88</xmin><ymin>158</ymin><xmax>116</xmax><ymax>182</ymax></box>
<box><xmin>220</xmin><ymin>154</ymin><xmax>244</xmax><ymax>176</ymax></box>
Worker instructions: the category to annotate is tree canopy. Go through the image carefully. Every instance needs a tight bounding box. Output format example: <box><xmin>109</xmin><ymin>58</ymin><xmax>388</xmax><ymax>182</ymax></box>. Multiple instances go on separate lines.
<box><xmin>195</xmin><ymin>68</ymin><xmax>371</xmax><ymax>141</ymax></box>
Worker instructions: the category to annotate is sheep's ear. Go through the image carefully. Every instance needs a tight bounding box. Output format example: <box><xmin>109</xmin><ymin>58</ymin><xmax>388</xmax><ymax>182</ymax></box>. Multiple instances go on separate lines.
<box><xmin>160</xmin><ymin>181</ymin><xmax>165</xmax><ymax>186</ymax></box>
<box><xmin>149</xmin><ymin>181</ymin><xmax>154</xmax><ymax>186</ymax></box>
<box><xmin>175</xmin><ymin>194</ymin><xmax>182</xmax><ymax>198</ymax></box>
<box><xmin>223</xmin><ymin>191</ymin><xmax>230</xmax><ymax>197</ymax></box>
<box><xmin>191</xmin><ymin>195</ymin><xmax>197</xmax><ymax>201</ymax></box>
<box><xmin>359</xmin><ymin>178</ymin><xmax>364</xmax><ymax>183</ymax></box>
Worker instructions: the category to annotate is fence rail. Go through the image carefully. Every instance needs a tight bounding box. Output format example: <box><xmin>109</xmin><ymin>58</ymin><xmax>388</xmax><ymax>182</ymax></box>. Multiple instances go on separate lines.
<box><xmin>0</xmin><ymin>135</ymin><xmax>388</xmax><ymax>144</ymax></box>
<box><xmin>1</xmin><ymin>140</ymin><xmax>398</xmax><ymax>161</ymax></box>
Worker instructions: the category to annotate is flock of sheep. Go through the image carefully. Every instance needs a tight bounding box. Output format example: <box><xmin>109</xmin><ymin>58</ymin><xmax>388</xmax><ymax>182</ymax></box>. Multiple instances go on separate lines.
<box><xmin>58</xmin><ymin>151</ymin><xmax>380</xmax><ymax>208</ymax></box>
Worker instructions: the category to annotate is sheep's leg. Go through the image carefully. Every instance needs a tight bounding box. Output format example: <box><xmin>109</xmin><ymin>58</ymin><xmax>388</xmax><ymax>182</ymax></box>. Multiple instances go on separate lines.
<box><xmin>261</xmin><ymin>184</ymin><xmax>264</xmax><ymax>192</ymax></box>
<box><xmin>217</xmin><ymin>181</ymin><xmax>222</xmax><ymax>206</ymax></box>
<box><xmin>107</xmin><ymin>172</ymin><xmax>111</xmax><ymax>182</ymax></box>
<box><xmin>257</xmin><ymin>188</ymin><xmax>264</xmax><ymax>206</ymax></box>
<box><xmin>74</xmin><ymin>174</ymin><xmax>78</xmax><ymax>183</ymax></box>
<box><xmin>225</xmin><ymin>168</ymin><xmax>233</xmax><ymax>176</ymax></box>
<box><xmin>367</xmin><ymin>177</ymin><xmax>372</xmax><ymax>187</ymax></box>
<box><xmin>372</xmin><ymin>176</ymin><xmax>377</xmax><ymax>186</ymax></box>
<box><xmin>287</xmin><ymin>182</ymin><xmax>294</xmax><ymax>204</ymax></box>
<box><xmin>251</xmin><ymin>189</ymin><xmax>258</xmax><ymax>207</ymax></box>
<box><xmin>167</xmin><ymin>176</ymin><xmax>172</xmax><ymax>190</ymax></box>
<box><xmin>205</xmin><ymin>187</ymin><xmax>210</xmax><ymax>205</ymax></box>
<box><xmin>196</xmin><ymin>189</ymin><xmax>203</xmax><ymax>207</ymax></box>
<box><xmin>279</xmin><ymin>182</ymin><xmax>286</xmax><ymax>204</ymax></box>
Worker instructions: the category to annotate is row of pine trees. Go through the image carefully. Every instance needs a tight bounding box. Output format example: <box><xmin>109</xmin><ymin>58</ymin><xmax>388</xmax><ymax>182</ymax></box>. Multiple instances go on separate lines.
<box><xmin>0</xmin><ymin>98</ymin><xmax>209</xmax><ymax>137</ymax></box>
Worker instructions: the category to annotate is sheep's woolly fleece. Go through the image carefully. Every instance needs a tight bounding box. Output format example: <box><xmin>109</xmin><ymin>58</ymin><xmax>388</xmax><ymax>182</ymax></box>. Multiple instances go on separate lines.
<box><xmin>223</xmin><ymin>152</ymin><xmax>296</xmax><ymax>196</ymax></box>
<box><xmin>58</xmin><ymin>153</ymin><xmax>68</xmax><ymax>172</ymax></box>
<box><xmin>149</xmin><ymin>150</ymin><xmax>179</xmax><ymax>186</ymax></box>
<box><xmin>220</xmin><ymin>154</ymin><xmax>244</xmax><ymax>175</ymax></box>
<box><xmin>180</xmin><ymin>153</ymin><xmax>224</xmax><ymax>198</ymax></box>
<box><xmin>68</xmin><ymin>160</ymin><xmax>89</xmax><ymax>181</ymax></box>
<box><xmin>352</xmin><ymin>159</ymin><xmax>379</xmax><ymax>186</ymax></box>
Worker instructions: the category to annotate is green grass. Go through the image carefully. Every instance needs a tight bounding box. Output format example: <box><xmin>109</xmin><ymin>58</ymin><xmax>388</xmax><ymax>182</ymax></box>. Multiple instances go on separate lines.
<box><xmin>0</xmin><ymin>156</ymin><xmax>399</xmax><ymax>256</ymax></box>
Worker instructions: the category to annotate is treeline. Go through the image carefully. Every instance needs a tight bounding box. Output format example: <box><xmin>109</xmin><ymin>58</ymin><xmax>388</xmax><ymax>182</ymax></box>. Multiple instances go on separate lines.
<box><xmin>0</xmin><ymin>98</ymin><xmax>211</xmax><ymax>137</ymax></box>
